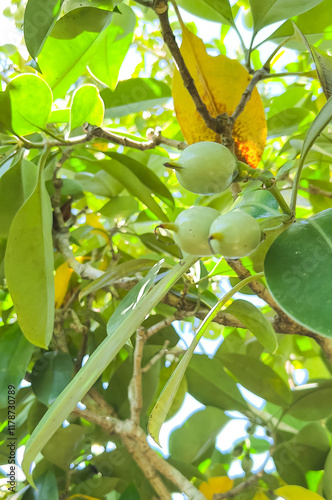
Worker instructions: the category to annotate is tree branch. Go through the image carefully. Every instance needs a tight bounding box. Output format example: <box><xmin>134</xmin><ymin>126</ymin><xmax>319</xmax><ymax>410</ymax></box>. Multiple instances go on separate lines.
<box><xmin>83</xmin><ymin>123</ymin><xmax>187</xmax><ymax>151</ymax></box>
<box><xmin>129</xmin><ymin>328</ymin><xmax>145</xmax><ymax>425</ymax></box>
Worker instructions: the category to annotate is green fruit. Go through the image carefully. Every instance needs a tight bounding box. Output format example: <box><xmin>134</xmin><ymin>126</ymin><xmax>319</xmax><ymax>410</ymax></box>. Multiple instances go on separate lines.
<box><xmin>160</xmin><ymin>206</ymin><xmax>220</xmax><ymax>256</ymax></box>
<box><xmin>166</xmin><ymin>141</ymin><xmax>237</xmax><ymax>195</ymax></box>
<box><xmin>209</xmin><ymin>210</ymin><xmax>262</xmax><ymax>258</ymax></box>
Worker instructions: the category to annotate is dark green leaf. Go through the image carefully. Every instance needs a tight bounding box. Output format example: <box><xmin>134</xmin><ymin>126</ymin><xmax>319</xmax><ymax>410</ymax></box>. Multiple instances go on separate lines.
<box><xmin>186</xmin><ymin>354</ymin><xmax>249</xmax><ymax>412</ymax></box>
<box><xmin>0</xmin><ymin>325</ymin><xmax>34</xmax><ymax>408</ymax></box>
<box><xmin>265</xmin><ymin>208</ymin><xmax>332</xmax><ymax>337</ymax></box>
<box><xmin>24</xmin><ymin>0</ymin><xmax>65</xmax><ymax>59</ymax></box>
<box><xmin>218</xmin><ymin>353</ymin><xmax>292</xmax><ymax>406</ymax></box>
<box><xmin>225</xmin><ymin>299</ymin><xmax>277</xmax><ymax>352</ymax></box>
<box><xmin>42</xmin><ymin>424</ymin><xmax>85</xmax><ymax>469</ymax></box>
<box><xmin>323</xmin><ymin>447</ymin><xmax>332</xmax><ymax>500</ymax></box>
<box><xmin>104</xmin><ymin>151</ymin><xmax>174</xmax><ymax>208</ymax></box>
<box><xmin>31</xmin><ymin>352</ymin><xmax>74</xmax><ymax>406</ymax></box>
<box><xmin>22</xmin><ymin>467</ymin><xmax>58</xmax><ymax>500</ymax></box>
<box><xmin>98</xmin><ymin>159</ymin><xmax>169</xmax><ymax>221</ymax></box>
<box><xmin>287</xmin><ymin>380</ymin><xmax>332</xmax><ymax>420</ymax></box>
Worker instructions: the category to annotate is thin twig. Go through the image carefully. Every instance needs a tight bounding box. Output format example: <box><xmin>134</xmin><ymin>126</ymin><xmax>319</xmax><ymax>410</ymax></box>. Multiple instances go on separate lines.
<box><xmin>129</xmin><ymin>328</ymin><xmax>145</xmax><ymax>425</ymax></box>
<box><xmin>142</xmin><ymin>340</ymin><xmax>170</xmax><ymax>373</ymax></box>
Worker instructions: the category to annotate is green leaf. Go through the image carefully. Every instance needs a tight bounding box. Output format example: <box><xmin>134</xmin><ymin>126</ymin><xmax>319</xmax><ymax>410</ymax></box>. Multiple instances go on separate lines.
<box><xmin>99</xmin><ymin>195</ymin><xmax>139</xmax><ymax>219</ymax></box>
<box><xmin>101</xmin><ymin>78</ymin><xmax>172</xmax><ymax>118</ymax></box>
<box><xmin>186</xmin><ymin>354</ymin><xmax>249</xmax><ymax>412</ymax></box>
<box><xmin>24</xmin><ymin>0</ymin><xmax>65</xmax><ymax>59</ymax></box>
<box><xmin>265</xmin><ymin>208</ymin><xmax>332</xmax><ymax>337</ymax></box>
<box><xmin>88</xmin><ymin>4</ymin><xmax>135</xmax><ymax>90</ymax></box>
<box><xmin>70</xmin><ymin>84</ymin><xmax>104</xmax><ymax>130</ymax></box>
<box><xmin>310</xmin><ymin>46</ymin><xmax>332</xmax><ymax>99</ymax></box>
<box><xmin>0</xmin><ymin>325</ymin><xmax>34</xmax><ymax>408</ymax></box>
<box><xmin>287</xmin><ymin>380</ymin><xmax>332</xmax><ymax>420</ymax></box>
<box><xmin>79</xmin><ymin>258</ymin><xmax>157</xmax><ymax>299</ymax></box>
<box><xmin>104</xmin><ymin>151</ymin><xmax>174</xmax><ymax>208</ymax></box>
<box><xmin>177</xmin><ymin>0</ymin><xmax>234</xmax><ymax>24</ymax></box>
<box><xmin>169</xmin><ymin>406</ymin><xmax>229</xmax><ymax>463</ymax></box>
<box><xmin>218</xmin><ymin>353</ymin><xmax>292</xmax><ymax>406</ymax></box>
<box><xmin>232</xmin><ymin>186</ymin><xmax>280</xmax><ymax>219</ymax></box>
<box><xmin>225</xmin><ymin>299</ymin><xmax>277</xmax><ymax>353</ymax></box>
<box><xmin>267</xmin><ymin>0</ymin><xmax>332</xmax><ymax>45</ymax></box>
<box><xmin>249</xmin><ymin>0</ymin><xmax>325</xmax><ymax>36</ymax></box>
<box><xmin>323</xmin><ymin>447</ymin><xmax>332</xmax><ymax>500</ymax></box>
<box><xmin>31</xmin><ymin>352</ymin><xmax>74</xmax><ymax>406</ymax></box>
<box><xmin>5</xmin><ymin>151</ymin><xmax>55</xmax><ymax>348</ymax></box>
<box><xmin>267</xmin><ymin>108</ymin><xmax>313</xmax><ymax>138</ymax></box>
<box><xmin>0</xmin><ymin>158</ymin><xmax>38</xmax><ymax>237</ymax></box>
<box><xmin>119</xmin><ymin>484</ymin><xmax>140</xmax><ymax>500</ymax></box>
<box><xmin>22</xmin><ymin>467</ymin><xmax>58</xmax><ymax>500</ymax></box>
<box><xmin>48</xmin><ymin>108</ymin><xmax>70</xmax><ymax>123</ymax></box>
<box><xmin>98</xmin><ymin>159</ymin><xmax>169</xmax><ymax>222</ymax></box>
<box><xmin>22</xmin><ymin>255</ymin><xmax>198</xmax><ymax>487</ymax></box>
<box><xmin>38</xmin><ymin>8</ymin><xmax>114</xmax><ymax>99</ymax></box>
<box><xmin>41</xmin><ymin>424</ymin><xmax>85</xmax><ymax>470</ymax></box>
<box><xmin>139</xmin><ymin>232</ymin><xmax>181</xmax><ymax>258</ymax></box>
<box><xmin>6</xmin><ymin>74</ymin><xmax>52</xmax><ymax>136</ymax></box>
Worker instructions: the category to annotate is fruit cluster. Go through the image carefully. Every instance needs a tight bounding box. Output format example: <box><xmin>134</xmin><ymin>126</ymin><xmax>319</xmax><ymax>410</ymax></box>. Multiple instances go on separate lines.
<box><xmin>160</xmin><ymin>141</ymin><xmax>262</xmax><ymax>258</ymax></box>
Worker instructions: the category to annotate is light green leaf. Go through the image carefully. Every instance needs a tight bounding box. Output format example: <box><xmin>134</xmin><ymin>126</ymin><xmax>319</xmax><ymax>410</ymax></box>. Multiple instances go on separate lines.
<box><xmin>48</xmin><ymin>108</ymin><xmax>70</xmax><ymax>123</ymax></box>
<box><xmin>177</xmin><ymin>0</ymin><xmax>234</xmax><ymax>24</ymax></box>
<box><xmin>70</xmin><ymin>84</ymin><xmax>104</xmax><ymax>130</ymax></box>
<box><xmin>232</xmin><ymin>186</ymin><xmax>280</xmax><ymax>219</ymax></box>
<box><xmin>24</xmin><ymin>0</ymin><xmax>65</xmax><ymax>59</ymax></box>
<box><xmin>79</xmin><ymin>258</ymin><xmax>156</xmax><ymax>300</ymax></box>
<box><xmin>99</xmin><ymin>195</ymin><xmax>139</xmax><ymax>219</ymax></box>
<box><xmin>6</xmin><ymin>74</ymin><xmax>52</xmax><ymax>136</ymax></box>
<box><xmin>265</xmin><ymin>208</ymin><xmax>332</xmax><ymax>337</ymax></box>
<box><xmin>88</xmin><ymin>4</ymin><xmax>135</xmax><ymax>90</ymax></box>
<box><xmin>5</xmin><ymin>150</ymin><xmax>55</xmax><ymax>348</ymax></box>
<box><xmin>218</xmin><ymin>353</ymin><xmax>292</xmax><ymax>406</ymax></box>
<box><xmin>38</xmin><ymin>8</ymin><xmax>114</xmax><ymax>99</ymax></box>
<box><xmin>267</xmin><ymin>108</ymin><xmax>313</xmax><ymax>138</ymax></box>
<box><xmin>0</xmin><ymin>325</ymin><xmax>34</xmax><ymax>408</ymax></box>
<box><xmin>22</xmin><ymin>255</ymin><xmax>198</xmax><ymax>487</ymax></box>
<box><xmin>225</xmin><ymin>299</ymin><xmax>278</xmax><ymax>353</ymax></box>
<box><xmin>310</xmin><ymin>46</ymin><xmax>332</xmax><ymax>99</ymax></box>
<box><xmin>0</xmin><ymin>158</ymin><xmax>38</xmax><ymax>237</ymax></box>
<box><xmin>98</xmin><ymin>158</ymin><xmax>169</xmax><ymax>222</ymax></box>
<box><xmin>101</xmin><ymin>78</ymin><xmax>172</xmax><ymax>118</ymax></box>
<box><xmin>249</xmin><ymin>0</ymin><xmax>325</xmax><ymax>35</ymax></box>
<box><xmin>169</xmin><ymin>406</ymin><xmax>229</xmax><ymax>463</ymax></box>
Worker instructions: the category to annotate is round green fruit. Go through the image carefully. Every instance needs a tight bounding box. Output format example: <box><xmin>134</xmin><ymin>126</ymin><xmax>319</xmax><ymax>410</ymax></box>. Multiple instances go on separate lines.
<box><xmin>160</xmin><ymin>206</ymin><xmax>220</xmax><ymax>256</ymax></box>
<box><xmin>166</xmin><ymin>141</ymin><xmax>238</xmax><ymax>195</ymax></box>
<box><xmin>209</xmin><ymin>210</ymin><xmax>262</xmax><ymax>258</ymax></box>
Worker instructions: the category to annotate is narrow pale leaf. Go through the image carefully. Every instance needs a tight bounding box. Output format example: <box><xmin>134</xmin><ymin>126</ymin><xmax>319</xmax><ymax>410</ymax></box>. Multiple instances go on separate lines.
<box><xmin>22</xmin><ymin>256</ymin><xmax>198</xmax><ymax>486</ymax></box>
<box><xmin>54</xmin><ymin>262</ymin><xmax>73</xmax><ymax>308</ymax></box>
<box><xmin>79</xmin><ymin>258</ymin><xmax>156</xmax><ymax>300</ymax></box>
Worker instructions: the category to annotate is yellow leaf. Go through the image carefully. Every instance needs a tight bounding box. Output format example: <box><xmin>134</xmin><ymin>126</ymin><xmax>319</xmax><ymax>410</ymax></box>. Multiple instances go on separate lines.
<box><xmin>85</xmin><ymin>213</ymin><xmax>109</xmax><ymax>243</ymax></box>
<box><xmin>275</xmin><ymin>485</ymin><xmax>325</xmax><ymax>500</ymax></box>
<box><xmin>199</xmin><ymin>476</ymin><xmax>233</xmax><ymax>500</ymax></box>
<box><xmin>54</xmin><ymin>262</ymin><xmax>73</xmax><ymax>309</ymax></box>
<box><xmin>172</xmin><ymin>25</ymin><xmax>267</xmax><ymax>167</ymax></box>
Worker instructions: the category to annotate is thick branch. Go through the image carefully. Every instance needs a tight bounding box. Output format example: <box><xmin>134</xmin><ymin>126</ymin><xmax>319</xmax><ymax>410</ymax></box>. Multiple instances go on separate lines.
<box><xmin>128</xmin><ymin>328</ymin><xmax>145</xmax><ymax>425</ymax></box>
